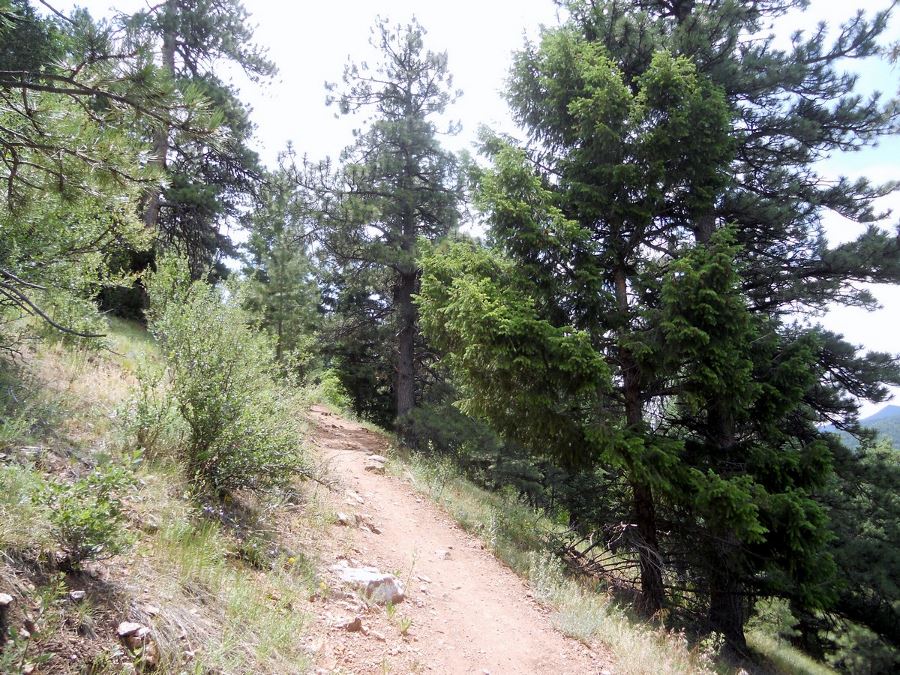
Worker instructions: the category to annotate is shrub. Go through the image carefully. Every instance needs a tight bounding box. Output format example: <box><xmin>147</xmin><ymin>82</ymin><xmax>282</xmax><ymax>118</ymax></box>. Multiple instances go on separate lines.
<box><xmin>38</xmin><ymin>463</ymin><xmax>134</xmax><ymax>568</ymax></box>
<box><xmin>119</xmin><ymin>360</ymin><xmax>182</xmax><ymax>459</ymax></box>
<box><xmin>312</xmin><ymin>368</ymin><xmax>352</xmax><ymax>411</ymax></box>
<box><xmin>145</xmin><ymin>257</ymin><xmax>302</xmax><ymax>497</ymax></box>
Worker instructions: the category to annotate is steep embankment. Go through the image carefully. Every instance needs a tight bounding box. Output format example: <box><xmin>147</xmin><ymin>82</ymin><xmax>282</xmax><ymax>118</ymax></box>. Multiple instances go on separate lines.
<box><xmin>302</xmin><ymin>405</ymin><xmax>609</xmax><ymax>674</ymax></box>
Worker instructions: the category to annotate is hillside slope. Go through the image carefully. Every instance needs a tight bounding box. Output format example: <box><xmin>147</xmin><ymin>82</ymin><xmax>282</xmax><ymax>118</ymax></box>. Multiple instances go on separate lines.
<box><xmin>823</xmin><ymin>404</ymin><xmax>900</xmax><ymax>448</ymax></box>
<box><xmin>0</xmin><ymin>321</ymin><xmax>837</xmax><ymax>674</ymax></box>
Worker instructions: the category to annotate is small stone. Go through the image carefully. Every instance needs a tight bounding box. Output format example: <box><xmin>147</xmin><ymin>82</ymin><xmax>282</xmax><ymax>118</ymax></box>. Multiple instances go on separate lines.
<box><xmin>141</xmin><ymin>516</ymin><xmax>160</xmax><ymax>534</ymax></box>
<box><xmin>69</xmin><ymin>590</ymin><xmax>86</xmax><ymax>602</ymax></box>
<box><xmin>338</xmin><ymin>616</ymin><xmax>363</xmax><ymax>632</ymax></box>
<box><xmin>435</xmin><ymin>549</ymin><xmax>451</xmax><ymax>560</ymax></box>
<box><xmin>336</xmin><ymin>512</ymin><xmax>352</xmax><ymax>526</ymax></box>
<box><xmin>364</xmin><ymin>462</ymin><xmax>385</xmax><ymax>474</ymax></box>
<box><xmin>366</xmin><ymin>454</ymin><xmax>387</xmax><ymax>464</ymax></box>
<box><xmin>144</xmin><ymin>605</ymin><xmax>160</xmax><ymax>616</ymax></box>
<box><xmin>0</xmin><ymin>593</ymin><xmax>12</xmax><ymax>606</ymax></box>
<box><xmin>117</xmin><ymin>622</ymin><xmax>145</xmax><ymax>638</ymax></box>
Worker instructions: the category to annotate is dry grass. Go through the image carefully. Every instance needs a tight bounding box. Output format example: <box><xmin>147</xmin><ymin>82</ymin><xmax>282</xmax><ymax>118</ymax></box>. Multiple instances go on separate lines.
<box><xmin>0</xmin><ymin>318</ymin><xmax>321</xmax><ymax>674</ymax></box>
<box><xmin>389</xmin><ymin>448</ymin><xmax>833</xmax><ymax>675</ymax></box>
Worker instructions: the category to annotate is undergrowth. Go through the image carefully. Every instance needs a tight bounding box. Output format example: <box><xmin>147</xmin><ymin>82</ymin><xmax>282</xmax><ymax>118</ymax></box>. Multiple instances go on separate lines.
<box><xmin>390</xmin><ymin>446</ymin><xmax>837</xmax><ymax>675</ymax></box>
<box><xmin>0</xmin><ymin>317</ymin><xmax>322</xmax><ymax>673</ymax></box>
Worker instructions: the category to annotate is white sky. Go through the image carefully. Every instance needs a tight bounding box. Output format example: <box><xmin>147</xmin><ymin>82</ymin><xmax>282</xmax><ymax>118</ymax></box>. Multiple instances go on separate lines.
<box><xmin>66</xmin><ymin>0</ymin><xmax>899</xmax><ymax>415</ymax></box>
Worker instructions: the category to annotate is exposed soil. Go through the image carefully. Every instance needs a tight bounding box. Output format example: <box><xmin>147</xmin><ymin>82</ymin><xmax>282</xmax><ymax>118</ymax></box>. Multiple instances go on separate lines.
<box><xmin>304</xmin><ymin>405</ymin><xmax>611</xmax><ymax>675</ymax></box>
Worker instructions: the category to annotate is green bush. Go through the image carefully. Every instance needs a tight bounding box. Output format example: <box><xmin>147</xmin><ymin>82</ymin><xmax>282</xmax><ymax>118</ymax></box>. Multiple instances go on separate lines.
<box><xmin>119</xmin><ymin>360</ymin><xmax>183</xmax><ymax>459</ymax></box>
<box><xmin>145</xmin><ymin>257</ymin><xmax>303</xmax><ymax>497</ymax></box>
<box><xmin>313</xmin><ymin>368</ymin><xmax>352</xmax><ymax>411</ymax></box>
<box><xmin>38</xmin><ymin>463</ymin><xmax>134</xmax><ymax>568</ymax></box>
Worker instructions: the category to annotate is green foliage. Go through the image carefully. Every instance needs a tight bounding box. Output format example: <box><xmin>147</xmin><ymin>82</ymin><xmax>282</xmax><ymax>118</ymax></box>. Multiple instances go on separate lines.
<box><xmin>0</xmin><ymin>1</ymin><xmax>174</xmax><ymax>349</ymax></box>
<box><xmin>146</xmin><ymin>257</ymin><xmax>302</xmax><ymax>497</ymax></box>
<box><xmin>311</xmin><ymin>368</ymin><xmax>352</xmax><ymax>411</ymax></box>
<box><xmin>125</xmin><ymin>0</ymin><xmax>277</xmax><ymax>275</ymax></box>
<box><xmin>322</xmin><ymin>17</ymin><xmax>464</xmax><ymax>424</ymax></box>
<box><xmin>120</xmin><ymin>360</ymin><xmax>183</xmax><ymax>459</ymax></box>
<box><xmin>418</xmin><ymin>238</ymin><xmax>612</xmax><ymax>465</ymax></box>
<box><xmin>242</xmin><ymin>156</ymin><xmax>321</xmax><ymax>365</ymax></box>
<box><xmin>818</xmin><ymin>438</ymin><xmax>900</xmax><ymax>659</ymax></box>
<box><xmin>38</xmin><ymin>463</ymin><xmax>134</xmax><ymax>568</ymax></box>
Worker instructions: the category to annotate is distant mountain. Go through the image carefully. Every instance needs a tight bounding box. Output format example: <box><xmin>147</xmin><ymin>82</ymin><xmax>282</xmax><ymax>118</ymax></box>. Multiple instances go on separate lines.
<box><xmin>822</xmin><ymin>404</ymin><xmax>900</xmax><ymax>449</ymax></box>
<box><xmin>860</xmin><ymin>404</ymin><xmax>900</xmax><ymax>423</ymax></box>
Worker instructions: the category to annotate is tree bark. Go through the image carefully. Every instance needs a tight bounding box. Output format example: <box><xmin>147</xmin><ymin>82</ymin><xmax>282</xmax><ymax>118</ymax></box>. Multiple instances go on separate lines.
<box><xmin>614</xmin><ymin>264</ymin><xmax>665</xmax><ymax>614</ymax></box>
<box><xmin>395</xmin><ymin>269</ymin><xmax>417</xmax><ymax>422</ymax></box>
<box><xmin>143</xmin><ymin>0</ymin><xmax>177</xmax><ymax>230</ymax></box>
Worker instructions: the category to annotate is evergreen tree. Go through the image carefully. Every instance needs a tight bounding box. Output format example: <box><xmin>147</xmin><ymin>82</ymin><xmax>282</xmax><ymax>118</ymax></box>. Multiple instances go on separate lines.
<box><xmin>0</xmin><ymin>1</ymin><xmax>181</xmax><ymax>345</ymax></box>
<box><xmin>242</xmin><ymin>153</ymin><xmax>320</xmax><ymax>364</ymax></box>
<box><xmin>126</xmin><ymin>0</ymin><xmax>275</xmax><ymax>275</ymax></box>
<box><xmin>322</xmin><ymin>17</ymin><xmax>463</xmax><ymax>428</ymax></box>
<box><xmin>421</xmin><ymin>0</ymin><xmax>900</xmax><ymax>651</ymax></box>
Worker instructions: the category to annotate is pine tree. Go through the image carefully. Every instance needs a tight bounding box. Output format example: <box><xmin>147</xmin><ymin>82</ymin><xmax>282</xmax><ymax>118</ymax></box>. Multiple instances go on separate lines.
<box><xmin>127</xmin><ymin>0</ymin><xmax>275</xmax><ymax>274</ymax></box>
<box><xmin>323</xmin><ymin>17</ymin><xmax>462</xmax><ymax>428</ymax></box>
<box><xmin>0</xmin><ymin>1</ymin><xmax>177</xmax><ymax>345</ymax></box>
<box><xmin>242</xmin><ymin>155</ymin><xmax>320</xmax><ymax>364</ymax></box>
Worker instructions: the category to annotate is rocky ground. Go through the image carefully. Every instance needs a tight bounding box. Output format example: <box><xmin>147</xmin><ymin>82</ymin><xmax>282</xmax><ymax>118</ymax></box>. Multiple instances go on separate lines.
<box><xmin>302</xmin><ymin>405</ymin><xmax>610</xmax><ymax>675</ymax></box>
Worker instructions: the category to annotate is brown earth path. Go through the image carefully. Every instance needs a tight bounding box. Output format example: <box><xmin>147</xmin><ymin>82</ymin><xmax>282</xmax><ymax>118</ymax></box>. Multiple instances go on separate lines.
<box><xmin>303</xmin><ymin>404</ymin><xmax>611</xmax><ymax>675</ymax></box>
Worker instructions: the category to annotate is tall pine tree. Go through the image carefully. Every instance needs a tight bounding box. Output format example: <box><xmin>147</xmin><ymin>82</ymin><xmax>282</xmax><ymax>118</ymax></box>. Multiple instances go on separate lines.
<box><xmin>127</xmin><ymin>0</ymin><xmax>275</xmax><ymax>275</ymax></box>
<box><xmin>420</xmin><ymin>0</ymin><xmax>900</xmax><ymax>650</ymax></box>
<box><xmin>322</xmin><ymin>17</ymin><xmax>463</xmax><ymax>428</ymax></box>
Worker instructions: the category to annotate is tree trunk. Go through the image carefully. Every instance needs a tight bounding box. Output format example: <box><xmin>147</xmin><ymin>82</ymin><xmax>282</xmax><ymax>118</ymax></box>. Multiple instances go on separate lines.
<box><xmin>395</xmin><ymin>269</ymin><xmax>417</xmax><ymax>422</ymax></box>
<box><xmin>708</xmin><ymin>534</ymin><xmax>748</xmax><ymax>651</ymax></box>
<box><xmin>632</xmin><ymin>480</ymin><xmax>665</xmax><ymax>614</ymax></box>
<box><xmin>694</xmin><ymin>212</ymin><xmax>748</xmax><ymax>650</ymax></box>
<box><xmin>143</xmin><ymin>0</ymin><xmax>177</xmax><ymax>230</ymax></box>
<box><xmin>614</xmin><ymin>265</ymin><xmax>665</xmax><ymax>614</ymax></box>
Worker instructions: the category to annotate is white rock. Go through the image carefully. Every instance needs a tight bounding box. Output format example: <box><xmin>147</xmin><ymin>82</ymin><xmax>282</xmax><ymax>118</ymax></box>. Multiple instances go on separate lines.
<box><xmin>69</xmin><ymin>590</ymin><xmax>86</xmax><ymax>602</ymax></box>
<box><xmin>329</xmin><ymin>562</ymin><xmax>405</xmax><ymax>604</ymax></box>
<box><xmin>117</xmin><ymin>622</ymin><xmax>145</xmax><ymax>638</ymax></box>
<box><xmin>434</xmin><ymin>549</ymin><xmax>451</xmax><ymax>560</ymax></box>
<box><xmin>366</xmin><ymin>454</ymin><xmax>387</xmax><ymax>464</ymax></box>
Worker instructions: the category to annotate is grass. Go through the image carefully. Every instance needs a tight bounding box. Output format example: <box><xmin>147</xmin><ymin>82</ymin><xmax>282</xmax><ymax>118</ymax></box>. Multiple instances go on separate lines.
<box><xmin>0</xmin><ymin>317</ymin><xmax>322</xmax><ymax>674</ymax></box>
<box><xmin>747</xmin><ymin>633</ymin><xmax>837</xmax><ymax>675</ymax></box>
<box><xmin>388</xmin><ymin>446</ymin><xmax>834</xmax><ymax>675</ymax></box>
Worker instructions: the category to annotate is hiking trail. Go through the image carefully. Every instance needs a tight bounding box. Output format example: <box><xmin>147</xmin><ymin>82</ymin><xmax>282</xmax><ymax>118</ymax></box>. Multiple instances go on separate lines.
<box><xmin>302</xmin><ymin>404</ymin><xmax>611</xmax><ymax>675</ymax></box>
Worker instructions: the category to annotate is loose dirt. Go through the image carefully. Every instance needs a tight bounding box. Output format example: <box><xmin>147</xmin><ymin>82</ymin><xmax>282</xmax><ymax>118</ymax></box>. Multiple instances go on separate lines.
<box><xmin>303</xmin><ymin>405</ymin><xmax>611</xmax><ymax>675</ymax></box>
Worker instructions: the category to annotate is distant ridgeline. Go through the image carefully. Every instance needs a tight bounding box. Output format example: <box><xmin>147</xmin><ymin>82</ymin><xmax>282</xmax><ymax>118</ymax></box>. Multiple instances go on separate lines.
<box><xmin>823</xmin><ymin>405</ymin><xmax>900</xmax><ymax>449</ymax></box>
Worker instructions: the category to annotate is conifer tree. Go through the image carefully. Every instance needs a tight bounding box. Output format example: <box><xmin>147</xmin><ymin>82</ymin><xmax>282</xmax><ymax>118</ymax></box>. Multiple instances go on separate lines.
<box><xmin>127</xmin><ymin>0</ymin><xmax>275</xmax><ymax>275</ymax></box>
<box><xmin>323</xmin><ymin>18</ymin><xmax>462</xmax><ymax>427</ymax></box>
<box><xmin>420</xmin><ymin>0</ymin><xmax>900</xmax><ymax>650</ymax></box>
<box><xmin>242</xmin><ymin>155</ymin><xmax>320</xmax><ymax>364</ymax></box>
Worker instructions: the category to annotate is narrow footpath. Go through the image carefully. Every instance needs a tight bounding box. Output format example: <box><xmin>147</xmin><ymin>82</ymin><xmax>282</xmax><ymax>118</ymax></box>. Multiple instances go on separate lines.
<box><xmin>303</xmin><ymin>405</ymin><xmax>610</xmax><ymax>675</ymax></box>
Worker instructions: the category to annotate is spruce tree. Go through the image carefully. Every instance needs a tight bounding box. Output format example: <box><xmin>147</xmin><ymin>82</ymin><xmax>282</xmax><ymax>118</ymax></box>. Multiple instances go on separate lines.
<box><xmin>421</xmin><ymin>0</ymin><xmax>900</xmax><ymax>651</ymax></box>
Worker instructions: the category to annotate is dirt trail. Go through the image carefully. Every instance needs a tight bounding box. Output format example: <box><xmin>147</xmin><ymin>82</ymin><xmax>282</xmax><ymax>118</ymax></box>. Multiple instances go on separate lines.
<box><xmin>304</xmin><ymin>405</ymin><xmax>610</xmax><ymax>675</ymax></box>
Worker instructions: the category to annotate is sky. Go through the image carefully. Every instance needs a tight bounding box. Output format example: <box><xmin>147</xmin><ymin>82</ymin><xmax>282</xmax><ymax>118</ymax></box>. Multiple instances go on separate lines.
<box><xmin>64</xmin><ymin>0</ymin><xmax>900</xmax><ymax>414</ymax></box>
